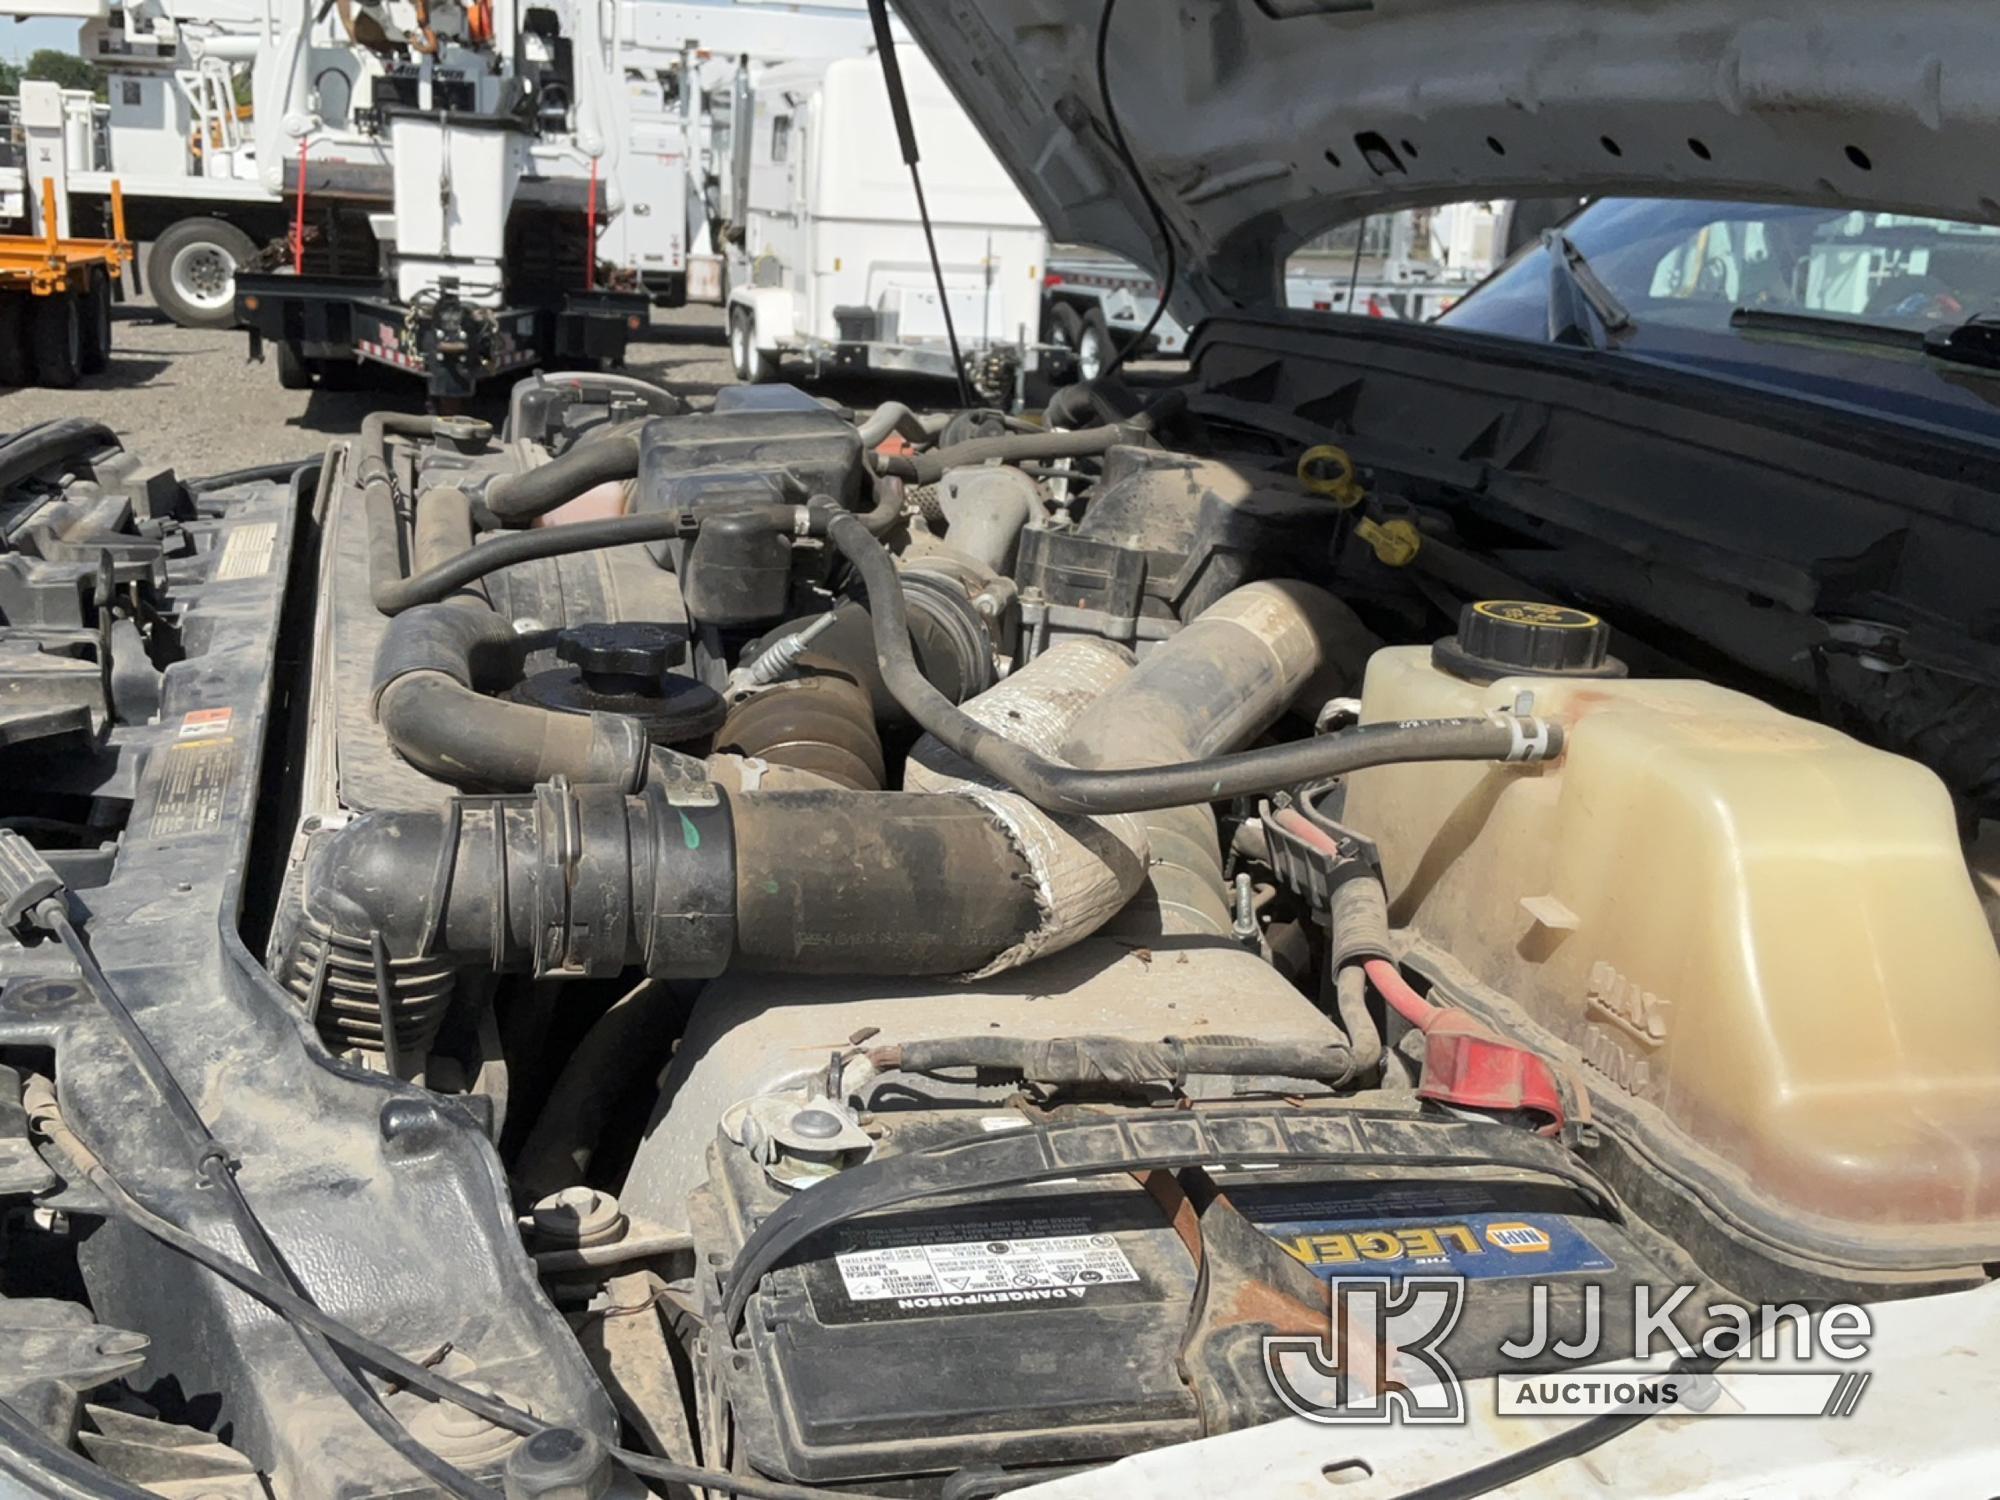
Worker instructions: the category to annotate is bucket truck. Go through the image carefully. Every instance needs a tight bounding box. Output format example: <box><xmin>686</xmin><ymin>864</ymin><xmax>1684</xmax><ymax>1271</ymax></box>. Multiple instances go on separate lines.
<box><xmin>230</xmin><ymin>0</ymin><xmax>646</xmax><ymax>397</ymax></box>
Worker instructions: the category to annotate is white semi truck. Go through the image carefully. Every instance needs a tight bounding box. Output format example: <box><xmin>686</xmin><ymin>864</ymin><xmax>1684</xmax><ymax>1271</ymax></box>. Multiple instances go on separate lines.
<box><xmin>604</xmin><ymin>0</ymin><xmax>889</xmax><ymax>309</ymax></box>
<box><xmin>724</xmin><ymin>41</ymin><xmax>1047</xmax><ymax>396</ymax></box>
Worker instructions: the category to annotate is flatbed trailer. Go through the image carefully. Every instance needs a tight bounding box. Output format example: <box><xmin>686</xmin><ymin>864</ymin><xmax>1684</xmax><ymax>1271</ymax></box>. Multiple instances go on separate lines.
<box><xmin>234</xmin><ymin>271</ymin><xmax>648</xmax><ymax>401</ymax></box>
<box><xmin>0</xmin><ymin>179</ymin><xmax>133</xmax><ymax>389</ymax></box>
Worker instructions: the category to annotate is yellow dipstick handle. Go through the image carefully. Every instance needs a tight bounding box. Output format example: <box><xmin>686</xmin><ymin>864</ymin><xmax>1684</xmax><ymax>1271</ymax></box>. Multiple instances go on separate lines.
<box><xmin>1356</xmin><ymin>517</ymin><xmax>1421</xmax><ymax>567</ymax></box>
<box><xmin>1296</xmin><ymin>444</ymin><xmax>1365</xmax><ymax>509</ymax></box>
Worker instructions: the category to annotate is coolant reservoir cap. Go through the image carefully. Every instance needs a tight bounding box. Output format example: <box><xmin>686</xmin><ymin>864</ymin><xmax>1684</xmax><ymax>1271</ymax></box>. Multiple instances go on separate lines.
<box><xmin>1432</xmin><ymin>600</ymin><xmax>1625</xmax><ymax>683</ymax></box>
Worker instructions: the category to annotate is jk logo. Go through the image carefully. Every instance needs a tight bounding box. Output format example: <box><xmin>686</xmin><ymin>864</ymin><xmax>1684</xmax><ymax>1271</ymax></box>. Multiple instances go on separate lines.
<box><xmin>1263</xmin><ymin>1277</ymin><xmax>1467</xmax><ymax>1424</ymax></box>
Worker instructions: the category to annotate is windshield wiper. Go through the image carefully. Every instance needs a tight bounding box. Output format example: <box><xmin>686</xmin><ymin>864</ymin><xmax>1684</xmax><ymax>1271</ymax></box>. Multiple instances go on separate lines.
<box><xmin>1731</xmin><ymin>305</ymin><xmax>2000</xmax><ymax>375</ymax></box>
<box><xmin>1924</xmin><ymin>312</ymin><xmax>2000</xmax><ymax>371</ymax></box>
<box><xmin>1729</xmin><ymin>305</ymin><xmax>1925</xmax><ymax>352</ymax></box>
<box><xmin>1541</xmin><ymin>230</ymin><xmax>1633</xmax><ymax>349</ymax></box>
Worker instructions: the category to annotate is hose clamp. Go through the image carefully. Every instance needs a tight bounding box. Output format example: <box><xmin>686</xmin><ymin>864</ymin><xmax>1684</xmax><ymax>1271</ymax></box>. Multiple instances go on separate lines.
<box><xmin>1497</xmin><ymin>712</ymin><xmax>1556</xmax><ymax>763</ymax></box>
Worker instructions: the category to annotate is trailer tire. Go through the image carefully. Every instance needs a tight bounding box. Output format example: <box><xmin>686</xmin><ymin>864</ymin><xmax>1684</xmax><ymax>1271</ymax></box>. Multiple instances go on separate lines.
<box><xmin>149</xmin><ymin>218</ymin><xmax>258</xmax><ymax>330</ymax></box>
<box><xmin>1046</xmin><ymin>300</ymin><xmax>1083</xmax><ymax>351</ymax></box>
<box><xmin>275</xmin><ymin>341</ymin><xmax>314</xmax><ymax>390</ymax></box>
<box><xmin>30</xmin><ymin>295</ymin><xmax>81</xmax><ymax>389</ymax></box>
<box><xmin>315</xmin><ymin>357</ymin><xmax>370</xmax><ymax>392</ymax></box>
<box><xmin>730</xmin><ymin>307</ymin><xmax>777</xmax><ymax>384</ymax></box>
<box><xmin>0</xmin><ymin>301</ymin><xmax>29</xmax><ymax>387</ymax></box>
<box><xmin>1076</xmin><ymin>310</ymin><xmax>1115</xmax><ymax>383</ymax></box>
<box><xmin>80</xmin><ymin>272</ymin><xmax>112</xmax><ymax>376</ymax></box>
<box><xmin>1043</xmin><ymin>301</ymin><xmax>1083</xmax><ymax>381</ymax></box>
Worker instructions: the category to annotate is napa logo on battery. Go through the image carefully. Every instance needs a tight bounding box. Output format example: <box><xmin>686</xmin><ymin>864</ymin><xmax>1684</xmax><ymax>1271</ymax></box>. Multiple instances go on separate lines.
<box><xmin>1484</xmin><ymin>1221</ymin><xmax>1552</xmax><ymax>1253</ymax></box>
<box><xmin>1264</xmin><ymin>1211</ymin><xmax>1611</xmax><ymax>1282</ymax></box>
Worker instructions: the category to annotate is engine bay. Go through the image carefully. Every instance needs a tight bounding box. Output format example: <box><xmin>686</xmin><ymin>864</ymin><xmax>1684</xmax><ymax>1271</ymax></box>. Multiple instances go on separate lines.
<box><xmin>3</xmin><ymin>329</ymin><xmax>2000</xmax><ymax>1497</ymax></box>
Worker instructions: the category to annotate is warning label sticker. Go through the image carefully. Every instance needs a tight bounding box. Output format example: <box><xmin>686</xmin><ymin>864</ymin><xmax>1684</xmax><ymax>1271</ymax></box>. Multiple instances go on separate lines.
<box><xmin>213</xmin><ymin>522</ymin><xmax>277</xmax><ymax>582</ymax></box>
<box><xmin>806</xmin><ymin>1227</ymin><xmax>1153</xmax><ymax>1325</ymax></box>
<box><xmin>176</xmin><ymin>707</ymin><xmax>233</xmax><ymax>740</ymax></box>
<box><xmin>838</xmin><ymin>1234</ymin><xmax>1139</xmax><ymax>1304</ymax></box>
<box><xmin>146</xmin><ymin>737</ymin><xmax>235</xmax><ymax>838</ymax></box>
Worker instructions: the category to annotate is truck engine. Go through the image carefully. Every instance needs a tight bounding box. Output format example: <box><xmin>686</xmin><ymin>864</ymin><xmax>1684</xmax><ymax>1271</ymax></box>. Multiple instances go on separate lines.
<box><xmin>1</xmin><ymin>352</ymin><xmax>1997</xmax><ymax>1497</ymax></box>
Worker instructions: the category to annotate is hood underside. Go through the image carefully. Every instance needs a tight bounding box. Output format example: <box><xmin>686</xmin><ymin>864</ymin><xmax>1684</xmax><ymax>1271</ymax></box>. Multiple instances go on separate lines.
<box><xmin>898</xmin><ymin>0</ymin><xmax>2000</xmax><ymax>321</ymax></box>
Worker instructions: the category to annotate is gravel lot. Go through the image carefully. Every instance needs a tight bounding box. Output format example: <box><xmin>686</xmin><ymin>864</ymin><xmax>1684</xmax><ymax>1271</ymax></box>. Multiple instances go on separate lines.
<box><xmin>0</xmin><ymin>297</ymin><xmax>962</xmax><ymax>480</ymax></box>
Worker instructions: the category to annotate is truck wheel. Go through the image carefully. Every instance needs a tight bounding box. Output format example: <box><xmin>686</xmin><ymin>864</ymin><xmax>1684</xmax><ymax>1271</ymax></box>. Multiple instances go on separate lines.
<box><xmin>1046</xmin><ymin>301</ymin><xmax>1083</xmax><ymax>351</ymax></box>
<box><xmin>1076</xmin><ymin>311</ymin><xmax>1115</xmax><ymax>383</ymax></box>
<box><xmin>149</xmin><ymin>218</ymin><xmax>258</xmax><ymax>330</ymax></box>
<box><xmin>0</xmin><ymin>301</ymin><xmax>29</xmax><ymax>386</ymax></box>
<box><xmin>275</xmin><ymin>341</ymin><xmax>314</xmax><ymax>390</ymax></box>
<box><xmin>30</xmin><ymin>295</ymin><xmax>81</xmax><ymax>388</ymax></box>
<box><xmin>314</xmin><ymin>357</ymin><xmax>370</xmax><ymax>392</ymax></box>
<box><xmin>729</xmin><ymin>308</ymin><xmax>778</xmax><ymax>384</ymax></box>
<box><xmin>1044</xmin><ymin>301</ymin><xmax>1083</xmax><ymax>381</ymax></box>
<box><xmin>80</xmin><ymin>272</ymin><xmax>112</xmax><ymax>375</ymax></box>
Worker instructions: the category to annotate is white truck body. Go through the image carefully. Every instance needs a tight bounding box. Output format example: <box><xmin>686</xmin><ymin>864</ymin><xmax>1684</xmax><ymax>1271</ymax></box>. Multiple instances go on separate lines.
<box><xmin>0</xmin><ymin>0</ymin><xmax>619</xmax><ymax>335</ymax></box>
<box><xmin>602</xmin><ymin>0</ymin><xmax>888</xmax><ymax>305</ymax></box>
<box><xmin>726</xmin><ymin>43</ymin><xmax>1048</xmax><ymax>389</ymax></box>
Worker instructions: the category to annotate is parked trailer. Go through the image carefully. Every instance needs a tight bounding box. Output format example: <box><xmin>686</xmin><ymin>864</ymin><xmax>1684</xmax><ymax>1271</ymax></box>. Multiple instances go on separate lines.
<box><xmin>0</xmin><ymin>178</ymin><xmax>132</xmax><ymax>388</ymax></box>
<box><xmin>1041</xmin><ymin>252</ymin><xmax>1189</xmax><ymax>379</ymax></box>
<box><xmin>726</xmin><ymin>43</ymin><xmax>1048</xmax><ymax>397</ymax></box>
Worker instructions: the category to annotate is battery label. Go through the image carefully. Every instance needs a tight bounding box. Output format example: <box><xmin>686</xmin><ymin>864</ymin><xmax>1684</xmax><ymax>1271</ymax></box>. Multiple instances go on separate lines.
<box><xmin>837</xmin><ymin>1234</ymin><xmax>1139</xmax><ymax>1303</ymax></box>
<box><xmin>1234</xmin><ymin>1182</ymin><xmax>1614</xmax><ymax>1284</ymax></box>
<box><xmin>804</xmin><ymin>1222</ymin><xmax>1158</xmax><ymax>1326</ymax></box>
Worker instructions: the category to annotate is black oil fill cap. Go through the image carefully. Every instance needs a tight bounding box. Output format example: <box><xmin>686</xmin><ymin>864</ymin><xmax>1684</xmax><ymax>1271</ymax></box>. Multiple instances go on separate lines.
<box><xmin>1432</xmin><ymin>600</ymin><xmax>1626</xmax><ymax>683</ymax></box>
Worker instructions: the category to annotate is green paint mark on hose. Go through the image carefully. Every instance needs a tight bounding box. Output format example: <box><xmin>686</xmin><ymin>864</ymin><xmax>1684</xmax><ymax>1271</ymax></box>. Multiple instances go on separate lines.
<box><xmin>679</xmin><ymin>812</ymin><xmax>701</xmax><ymax>850</ymax></box>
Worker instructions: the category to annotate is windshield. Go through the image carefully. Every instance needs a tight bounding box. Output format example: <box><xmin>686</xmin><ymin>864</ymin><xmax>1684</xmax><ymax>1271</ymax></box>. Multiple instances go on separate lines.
<box><xmin>1439</xmin><ymin>198</ymin><xmax>2000</xmax><ymax>440</ymax></box>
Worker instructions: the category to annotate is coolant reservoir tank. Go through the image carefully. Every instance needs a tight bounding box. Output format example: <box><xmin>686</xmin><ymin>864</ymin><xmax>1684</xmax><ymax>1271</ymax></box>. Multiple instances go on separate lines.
<box><xmin>1342</xmin><ymin>611</ymin><xmax>2000</xmax><ymax>1262</ymax></box>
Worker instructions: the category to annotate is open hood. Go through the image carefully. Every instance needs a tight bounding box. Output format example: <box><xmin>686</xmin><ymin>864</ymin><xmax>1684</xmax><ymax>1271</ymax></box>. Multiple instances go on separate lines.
<box><xmin>897</xmin><ymin>0</ymin><xmax>2000</xmax><ymax>322</ymax></box>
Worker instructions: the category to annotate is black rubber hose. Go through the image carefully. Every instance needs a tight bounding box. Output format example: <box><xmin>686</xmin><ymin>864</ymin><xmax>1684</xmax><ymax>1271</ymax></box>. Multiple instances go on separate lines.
<box><xmin>482</xmin><ymin>430</ymin><xmax>641</xmax><ymax>524</ymax></box>
<box><xmin>373</xmin><ymin>604</ymin><xmax>651</xmax><ymax>791</ymax></box>
<box><xmin>730</xmin><ymin>788</ymin><xmax>1039</xmax><ymax>974</ymax></box>
<box><xmin>859</xmin><ymin>472</ymin><xmax>907</xmax><ymax>535</ymax></box>
<box><xmin>370</xmin><ymin>504</ymin><xmax>815</xmax><ymax>615</ymax></box>
<box><xmin>0</xmin><ymin>418</ymin><xmax>118</xmax><ymax>492</ymax></box>
<box><xmin>513</xmin><ymin>979</ymin><xmax>681</xmax><ymax>1200</ymax></box>
<box><xmin>1330</xmin><ymin>961</ymin><xmax>1384</xmax><ymax>1077</ymax></box>
<box><xmin>874</xmin><ymin>424</ymin><xmax>1134</xmax><ymax>486</ymax></box>
<box><xmin>823</xmin><ymin>511</ymin><xmax>1561</xmax><ymax>815</ymax></box>
<box><xmin>187</xmin><ymin>456</ymin><xmax>322</xmax><ymax>492</ymax></box>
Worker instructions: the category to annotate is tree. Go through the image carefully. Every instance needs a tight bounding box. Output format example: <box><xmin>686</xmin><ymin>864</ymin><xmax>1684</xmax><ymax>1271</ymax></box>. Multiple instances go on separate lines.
<box><xmin>24</xmin><ymin>49</ymin><xmax>103</xmax><ymax>99</ymax></box>
<box><xmin>0</xmin><ymin>62</ymin><xmax>21</xmax><ymax>97</ymax></box>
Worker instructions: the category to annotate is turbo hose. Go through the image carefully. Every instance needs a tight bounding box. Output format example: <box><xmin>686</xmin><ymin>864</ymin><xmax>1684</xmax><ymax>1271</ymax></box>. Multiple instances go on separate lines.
<box><xmin>821</xmin><ymin>509</ymin><xmax>1561</xmax><ymax>815</ymax></box>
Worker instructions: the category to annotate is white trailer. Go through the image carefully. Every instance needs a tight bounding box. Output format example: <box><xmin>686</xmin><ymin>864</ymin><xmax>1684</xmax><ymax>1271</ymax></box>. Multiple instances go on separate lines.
<box><xmin>724</xmin><ymin>42</ymin><xmax>1046</xmax><ymax>396</ymax></box>
<box><xmin>1041</xmin><ymin>251</ymin><xmax>1189</xmax><ymax>379</ymax></box>
<box><xmin>1286</xmin><ymin>202</ymin><xmax>1505</xmax><ymax>320</ymax></box>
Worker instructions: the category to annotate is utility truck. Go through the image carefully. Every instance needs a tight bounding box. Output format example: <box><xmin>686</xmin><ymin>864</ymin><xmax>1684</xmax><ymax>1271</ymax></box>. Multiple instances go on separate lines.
<box><xmin>230</xmin><ymin>0</ymin><xmax>647</xmax><ymax>397</ymax></box>
<box><xmin>725</xmin><ymin>42</ymin><xmax>1048</xmax><ymax>396</ymax></box>
<box><xmin>0</xmin><ymin>0</ymin><xmax>278</xmax><ymax>328</ymax></box>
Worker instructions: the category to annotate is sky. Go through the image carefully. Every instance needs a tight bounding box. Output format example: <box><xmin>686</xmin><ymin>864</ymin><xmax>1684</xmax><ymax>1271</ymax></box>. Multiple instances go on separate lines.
<box><xmin>3</xmin><ymin>16</ymin><xmax>84</xmax><ymax>65</ymax></box>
